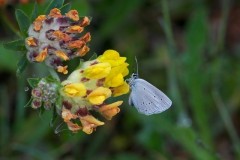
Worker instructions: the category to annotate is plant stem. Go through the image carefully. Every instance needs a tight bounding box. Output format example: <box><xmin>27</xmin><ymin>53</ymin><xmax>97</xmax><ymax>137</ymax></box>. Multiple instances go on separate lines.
<box><xmin>48</xmin><ymin>68</ymin><xmax>60</xmax><ymax>81</ymax></box>
<box><xmin>160</xmin><ymin>0</ymin><xmax>185</xmax><ymax>114</ymax></box>
<box><xmin>212</xmin><ymin>90</ymin><xmax>240</xmax><ymax>159</ymax></box>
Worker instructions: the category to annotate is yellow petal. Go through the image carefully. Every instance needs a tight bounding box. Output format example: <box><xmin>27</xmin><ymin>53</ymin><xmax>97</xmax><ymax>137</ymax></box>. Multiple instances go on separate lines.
<box><xmin>87</xmin><ymin>87</ymin><xmax>111</xmax><ymax>105</ymax></box>
<box><xmin>105</xmin><ymin>73</ymin><xmax>124</xmax><ymax>88</ymax></box>
<box><xmin>64</xmin><ymin>83</ymin><xmax>86</xmax><ymax>97</ymax></box>
<box><xmin>112</xmin><ymin>81</ymin><xmax>130</xmax><ymax>97</ymax></box>
<box><xmin>83</xmin><ymin>62</ymin><xmax>111</xmax><ymax>79</ymax></box>
<box><xmin>98</xmin><ymin>50</ymin><xmax>126</xmax><ymax>67</ymax></box>
<box><xmin>99</xmin><ymin>101</ymin><xmax>123</xmax><ymax>120</ymax></box>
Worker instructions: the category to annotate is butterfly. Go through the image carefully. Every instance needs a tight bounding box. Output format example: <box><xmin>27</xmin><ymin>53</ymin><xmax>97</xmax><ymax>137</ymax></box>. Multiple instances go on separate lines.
<box><xmin>127</xmin><ymin>58</ymin><xmax>172</xmax><ymax>115</ymax></box>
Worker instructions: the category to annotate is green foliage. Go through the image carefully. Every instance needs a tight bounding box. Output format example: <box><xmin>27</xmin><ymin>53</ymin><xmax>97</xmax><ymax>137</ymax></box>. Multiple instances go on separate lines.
<box><xmin>27</xmin><ymin>78</ymin><xmax>41</xmax><ymax>88</ymax></box>
<box><xmin>31</xmin><ymin>2</ymin><xmax>39</xmax><ymax>21</ymax></box>
<box><xmin>16</xmin><ymin>53</ymin><xmax>29</xmax><ymax>76</ymax></box>
<box><xmin>15</xmin><ymin>9</ymin><xmax>30</xmax><ymax>37</ymax></box>
<box><xmin>3</xmin><ymin>39</ymin><xmax>26</xmax><ymax>51</ymax></box>
<box><xmin>45</xmin><ymin>0</ymin><xmax>65</xmax><ymax>14</ymax></box>
<box><xmin>0</xmin><ymin>0</ymin><xmax>239</xmax><ymax>159</ymax></box>
<box><xmin>60</xmin><ymin>3</ymin><xmax>72</xmax><ymax>14</ymax></box>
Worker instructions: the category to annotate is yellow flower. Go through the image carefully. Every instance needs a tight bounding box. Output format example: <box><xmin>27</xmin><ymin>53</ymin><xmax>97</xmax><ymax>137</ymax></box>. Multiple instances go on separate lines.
<box><xmin>64</xmin><ymin>83</ymin><xmax>86</xmax><ymax>97</ymax></box>
<box><xmin>83</xmin><ymin>62</ymin><xmax>111</xmax><ymax>79</ymax></box>
<box><xmin>99</xmin><ymin>101</ymin><xmax>123</xmax><ymax>120</ymax></box>
<box><xmin>80</xmin><ymin>115</ymin><xmax>104</xmax><ymax>134</ymax></box>
<box><xmin>104</xmin><ymin>63</ymin><xmax>129</xmax><ymax>87</ymax></box>
<box><xmin>98</xmin><ymin>50</ymin><xmax>126</xmax><ymax>67</ymax></box>
<box><xmin>87</xmin><ymin>87</ymin><xmax>111</xmax><ymax>105</ymax></box>
<box><xmin>35</xmin><ymin>48</ymin><xmax>48</xmax><ymax>62</ymax></box>
<box><xmin>105</xmin><ymin>73</ymin><xmax>124</xmax><ymax>87</ymax></box>
<box><xmin>112</xmin><ymin>82</ymin><xmax>130</xmax><ymax>97</ymax></box>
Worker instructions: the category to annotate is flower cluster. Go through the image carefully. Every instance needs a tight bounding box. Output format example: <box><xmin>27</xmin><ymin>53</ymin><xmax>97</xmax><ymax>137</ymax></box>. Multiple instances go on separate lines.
<box><xmin>31</xmin><ymin>78</ymin><xmax>58</xmax><ymax>110</ymax></box>
<box><xmin>59</xmin><ymin>50</ymin><xmax>129</xmax><ymax>134</ymax></box>
<box><xmin>25</xmin><ymin>8</ymin><xmax>91</xmax><ymax>74</ymax></box>
<box><xmin>20</xmin><ymin>2</ymin><xmax>130</xmax><ymax>135</ymax></box>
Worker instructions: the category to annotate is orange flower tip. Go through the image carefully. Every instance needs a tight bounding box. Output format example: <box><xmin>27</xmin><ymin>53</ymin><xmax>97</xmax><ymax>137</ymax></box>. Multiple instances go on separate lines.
<box><xmin>57</xmin><ymin>65</ymin><xmax>68</xmax><ymax>74</ymax></box>
<box><xmin>55</xmin><ymin>50</ymin><xmax>69</xmax><ymax>61</ymax></box>
<box><xmin>62</xmin><ymin>108</ymin><xmax>78</xmax><ymax>122</ymax></box>
<box><xmin>67</xmin><ymin>25</ymin><xmax>84</xmax><ymax>33</ymax></box>
<box><xmin>26</xmin><ymin>37</ymin><xmax>37</xmax><ymax>47</ymax></box>
<box><xmin>82</xmin><ymin>32</ymin><xmax>91</xmax><ymax>42</ymax></box>
<box><xmin>68</xmin><ymin>40</ymin><xmax>85</xmax><ymax>49</ymax></box>
<box><xmin>53</xmin><ymin>30</ymin><xmax>71</xmax><ymax>42</ymax></box>
<box><xmin>80</xmin><ymin>115</ymin><xmax>104</xmax><ymax>134</ymax></box>
<box><xmin>99</xmin><ymin>101</ymin><xmax>123</xmax><ymax>120</ymax></box>
<box><xmin>81</xmin><ymin>16</ymin><xmax>91</xmax><ymax>27</ymax></box>
<box><xmin>49</xmin><ymin>8</ymin><xmax>62</xmax><ymax>18</ymax></box>
<box><xmin>77</xmin><ymin>45</ymin><xmax>90</xmax><ymax>57</ymax></box>
<box><xmin>67</xmin><ymin>123</ymin><xmax>82</xmax><ymax>133</ymax></box>
<box><xmin>33</xmin><ymin>15</ymin><xmax>47</xmax><ymax>31</ymax></box>
<box><xmin>66</xmin><ymin>10</ymin><xmax>79</xmax><ymax>21</ymax></box>
<box><xmin>61</xmin><ymin>108</ymin><xmax>82</xmax><ymax>132</ymax></box>
<box><xmin>35</xmin><ymin>48</ymin><xmax>48</xmax><ymax>62</ymax></box>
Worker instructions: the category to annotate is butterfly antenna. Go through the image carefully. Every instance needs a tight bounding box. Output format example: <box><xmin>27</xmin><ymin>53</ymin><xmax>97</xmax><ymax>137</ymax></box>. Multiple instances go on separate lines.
<box><xmin>135</xmin><ymin>56</ymin><xmax>139</xmax><ymax>75</ymax></box>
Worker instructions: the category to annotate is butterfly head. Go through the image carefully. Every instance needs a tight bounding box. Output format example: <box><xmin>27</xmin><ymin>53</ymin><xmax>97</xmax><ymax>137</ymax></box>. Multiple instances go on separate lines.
<box><xmin>127</xmin><ymin>73</ymin><xmax>138</xmax><ymax>87</ymax></box>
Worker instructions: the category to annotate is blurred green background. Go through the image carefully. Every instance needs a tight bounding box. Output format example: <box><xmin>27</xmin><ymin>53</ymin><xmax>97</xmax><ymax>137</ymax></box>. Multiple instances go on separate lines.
<box><xmin>1</xmin><ymin>0</ymin><xmax>240</xmax><ymax>159</ymax></box>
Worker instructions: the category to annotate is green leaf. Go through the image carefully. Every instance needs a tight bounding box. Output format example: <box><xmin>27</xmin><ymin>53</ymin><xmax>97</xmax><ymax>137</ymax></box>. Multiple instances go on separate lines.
<box><xmin>24</xmin><ymin>98</ymin><xmax>33</xmax><ymax>108</ymax></box>
<box><xmin>31</xmin><ymin>2</ymin><xmax>39</xmax><ymax>21</ymax></box>
<box><xmin>3</xmin><ymin>39</ymin><xmax>26</xmax><ymax>51</ymax></box>
<box><xmin>27</xmin><ymin>78</ymin><xmax>41</xmax><ymax>88</ymax></box>
<box><xmin>60</xmin><ymin>3</ymin><xmax>71</xmax><ymax>14</ymax></box>
<box><xmin>15</xmin><ymin>9</ymin><xmax>30</xmax><ymax>37</ymax></box>
<box><xmin>50</xmin><ymin>106</ymin><xmax>57</xmax><ymax>127</ymax></box>
<box><xmin>45</xmin><ymin>0</ymin><xmax>65</xmax><ymax>14</ymax></box>
<box><xmin>16</xmin><ymin>54</ymin><xmax>29</xmax><ymax>76</ymax></box>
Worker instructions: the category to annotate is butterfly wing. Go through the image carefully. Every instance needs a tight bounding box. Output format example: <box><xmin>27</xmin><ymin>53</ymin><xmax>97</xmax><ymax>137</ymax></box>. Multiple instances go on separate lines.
<box><xmin>129</xmin><ymin>78</ymin><xmax>172</xmax><ymax>115</ymax></box>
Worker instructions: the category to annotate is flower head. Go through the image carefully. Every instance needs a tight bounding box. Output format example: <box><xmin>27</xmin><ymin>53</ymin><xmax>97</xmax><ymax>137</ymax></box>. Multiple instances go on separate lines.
<box><xmin>58</xmin><ymin>50</ymin><xmax>130</xmax><ymax>134</ymax></box>
<box><xmin>26</xmin><ymin>8</ymin><xmax>91</xmax><ymax>74</ymax></box>
<box><xmin>30</xmin><ymin>78</ymin><xmax>58</xmax><ymax>110</ymax></box>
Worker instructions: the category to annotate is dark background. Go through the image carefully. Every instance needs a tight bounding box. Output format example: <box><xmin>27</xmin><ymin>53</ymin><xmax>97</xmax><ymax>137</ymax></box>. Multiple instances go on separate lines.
<box><xmin>1</xmin><ymin>0</ymin><xmax>240</xmax><ymax>159</ymax></box>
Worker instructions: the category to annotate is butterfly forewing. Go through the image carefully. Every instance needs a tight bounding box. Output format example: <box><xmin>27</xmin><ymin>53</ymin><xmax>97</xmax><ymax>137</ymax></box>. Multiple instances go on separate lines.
<box><xmin>129</xmin><ymin>78</ymin><xmax>172</xmax><ymax>115</ymax></box>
